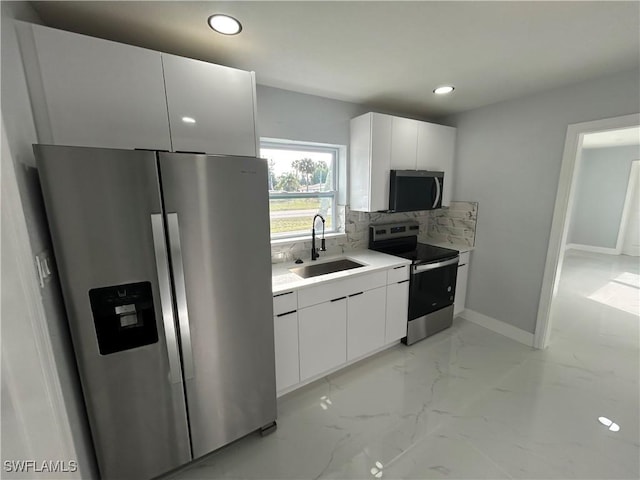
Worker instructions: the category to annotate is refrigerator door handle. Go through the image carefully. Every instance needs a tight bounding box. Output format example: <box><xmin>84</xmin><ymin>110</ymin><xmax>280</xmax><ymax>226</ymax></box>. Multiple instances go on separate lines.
<box><xmin>151</xmin><ymin>214</ymin><xmax>183</xmax><ymax>385</ymax></box>
<box><xmin>167</xmin><ymin>213</ymin><xmax>195</xmax><ymax>380</ymax></box>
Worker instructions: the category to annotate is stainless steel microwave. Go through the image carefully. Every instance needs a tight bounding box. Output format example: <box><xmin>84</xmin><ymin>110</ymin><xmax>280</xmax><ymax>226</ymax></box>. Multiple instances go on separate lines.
<box><xmin>389</xmin><ymin>170</ymin><xmax>444</xmax><ymax>212</ymax></box>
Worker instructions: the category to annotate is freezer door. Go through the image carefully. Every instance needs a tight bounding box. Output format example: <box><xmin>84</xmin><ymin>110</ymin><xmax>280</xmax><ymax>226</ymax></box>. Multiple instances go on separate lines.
<box><xmin>34</xmin><ymin>145</ymin><xmax>191</xmax><ymax>480</ymax></box>
<box><xmin>159</xmin><ymin>152</ymin><xmax>277</xmax><ymax>459</ymax></box>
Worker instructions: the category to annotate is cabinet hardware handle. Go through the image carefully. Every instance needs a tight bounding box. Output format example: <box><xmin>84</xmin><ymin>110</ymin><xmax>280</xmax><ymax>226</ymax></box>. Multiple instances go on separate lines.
<box><xmin>349</xmin><ymin>292</ymin><xmax>364</xmax><ymax>297</ymax></box>
<box><xmin>393</xmin><ymin>265</ymin><xmax>405</xmax><ymax>270</ymax></box>
<box><xmin>276</xmin><ymin>310</ymin><xmax>297</xmax><ymax>317</ymax></box>
<box><xmin>274</xmin><ymin>291</ymin><xmax>294</xmax><ymax>298</ymax></box>
<box><xmin>458</xmin><ymin>263</ymin><xmax>467</xmax><ymax>267</ymax></box>
<box><xmin>398</xmin><ymin>279</ymin><xmax>409</xmax><ymax>284</ymax></box>
<box><xmin>330</xmin><ymin>296</ymin><xmax>347</xmax><ymax>302</ymax></box>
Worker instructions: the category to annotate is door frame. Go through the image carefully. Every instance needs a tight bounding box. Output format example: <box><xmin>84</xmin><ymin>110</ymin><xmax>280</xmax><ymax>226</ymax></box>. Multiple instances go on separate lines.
<box><xmin>616</xmin><ymin>160</ymin><xmax>640</xmax><ymax>255</ymax></box>
<box><xmin>533</xmin><ymin>113</ymin><xmax>640</xmax><ymax>350</ymax></box>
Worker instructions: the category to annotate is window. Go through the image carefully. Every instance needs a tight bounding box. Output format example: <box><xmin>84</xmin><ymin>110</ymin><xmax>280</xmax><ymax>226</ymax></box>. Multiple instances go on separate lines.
<box><xmin>261</xmin><ymin>139</ymin><xmax>339</xmax><ymax>240</ymax></box>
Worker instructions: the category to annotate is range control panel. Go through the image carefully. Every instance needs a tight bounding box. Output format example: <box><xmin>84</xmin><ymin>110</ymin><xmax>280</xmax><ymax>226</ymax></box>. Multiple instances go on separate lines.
<box><xmin>369</xmin><ymin>221</ymin><xmax>420</xmax><ymax>243</ymax></box>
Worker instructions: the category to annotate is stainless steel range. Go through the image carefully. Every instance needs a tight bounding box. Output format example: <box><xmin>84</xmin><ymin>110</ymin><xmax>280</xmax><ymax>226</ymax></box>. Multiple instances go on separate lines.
<box><xmin>369</xmin><ymin>222</ymin><xmax>459</xmax><ymax>345</ymax></box>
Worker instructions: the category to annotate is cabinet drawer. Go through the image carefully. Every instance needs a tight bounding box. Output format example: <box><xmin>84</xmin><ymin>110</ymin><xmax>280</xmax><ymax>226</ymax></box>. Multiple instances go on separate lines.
<box><xmin>387</xmin><ymin>264</ymin><xmax>409</xmax><ymax>284</ymax></box>
<box><xmin>273</xmin><ymin>290</ymin><xmax>297</xmax><ymax>316</ymax></box>
<box><xmin>458</xmin><ymin>251</ymin><xmax>470</xmax><ymax>266</ymax></box>
<box><xmin>297</xmin><ymin>270</ymin><xmax>387</xmax><ymax>309</ymax></box>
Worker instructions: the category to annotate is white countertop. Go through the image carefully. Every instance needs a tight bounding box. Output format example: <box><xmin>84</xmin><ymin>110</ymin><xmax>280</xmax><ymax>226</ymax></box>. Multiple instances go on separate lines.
<box><xmin>272</xmin><ymin>249</ymin><xmax>411</xmax><ymax>294</ymax></box>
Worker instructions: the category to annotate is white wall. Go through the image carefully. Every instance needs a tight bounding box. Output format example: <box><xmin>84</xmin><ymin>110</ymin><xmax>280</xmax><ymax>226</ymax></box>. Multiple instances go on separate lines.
<box><xmin>442</xmin><ymin>68</ymin><xmax>640</xmax><ymax>334</ymax></box>
<box><xmin>568</xmin><ymin>145</ymin><xmax>640</xmax><ymax>249</ymax></box>
<box><xmin>1</xmin><ymin>3</ymin><xmax>97</xmax><ymax>478</ymax></box>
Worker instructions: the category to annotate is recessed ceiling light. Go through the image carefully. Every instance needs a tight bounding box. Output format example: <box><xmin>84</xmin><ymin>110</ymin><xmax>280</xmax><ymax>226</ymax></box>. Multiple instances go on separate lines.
<box><xmin>433</xmin><ymin>86</ymin><xmax>455</xmax><ymax>95</ymax></box>
<box><xmin>182</xmin><ymin>116</ymin><xmax>196</xmax><ymax>124</ymax></box>
<box><xmin>598</xmin><ymin>416</ymin><xmax>621</xmax><ymax>432</ymax></box>
<box><xmin>208</xmin><ymin>14</ymin><xmax>242</xmax><ymax>35</ymax></box>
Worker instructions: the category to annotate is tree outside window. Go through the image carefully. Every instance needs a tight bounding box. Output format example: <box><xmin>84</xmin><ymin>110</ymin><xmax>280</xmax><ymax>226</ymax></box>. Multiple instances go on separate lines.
<box><xmin>262</xmin><ymin>141</ymin><xmax>338</xmax><ymax>239</ymax></box>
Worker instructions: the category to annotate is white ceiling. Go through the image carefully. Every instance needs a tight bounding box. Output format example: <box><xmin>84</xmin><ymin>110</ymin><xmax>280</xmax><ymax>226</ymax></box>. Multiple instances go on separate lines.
<box><xmin>583</xmin><ymin>126</ymin><xmax>640</xmax><ymax>149</ymax></box>
<box><xmin>30</xmin><ymin>1</ymin><xmax>640</xmax><ymax>118</ymax></box>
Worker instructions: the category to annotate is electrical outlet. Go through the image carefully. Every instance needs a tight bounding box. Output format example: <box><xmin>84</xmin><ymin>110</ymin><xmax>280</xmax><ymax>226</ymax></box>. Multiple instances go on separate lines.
<box><xmin>35</xmin><ymin>250</ymin><xmax>53</xmax><ymax>288</ymax></box>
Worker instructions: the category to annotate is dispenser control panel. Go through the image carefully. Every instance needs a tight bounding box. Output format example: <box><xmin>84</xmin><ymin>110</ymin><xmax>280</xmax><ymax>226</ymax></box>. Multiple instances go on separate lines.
<box><xmin>89</xmin><ymin>281</ymin><xmax>158</xmax><ymax>355</ymax></box>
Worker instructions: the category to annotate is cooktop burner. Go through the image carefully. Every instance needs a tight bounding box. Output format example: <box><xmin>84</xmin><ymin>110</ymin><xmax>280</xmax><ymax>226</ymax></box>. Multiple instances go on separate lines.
<box><xmin>368</xmin><ymin>221</ymin><xmax>459</xmax><ymax>264</ymax></box>
<box><xmin>377</xmin><ymin>242</ymin><xmax>458</xmax><ymax>264</ymax></box>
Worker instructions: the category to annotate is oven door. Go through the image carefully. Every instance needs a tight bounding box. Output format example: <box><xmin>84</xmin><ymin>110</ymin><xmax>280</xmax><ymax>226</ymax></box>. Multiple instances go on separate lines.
<box><xmin>408</xmin><ymin>257</ymin><xmax>459</xmax><ymax>320</ymax></box>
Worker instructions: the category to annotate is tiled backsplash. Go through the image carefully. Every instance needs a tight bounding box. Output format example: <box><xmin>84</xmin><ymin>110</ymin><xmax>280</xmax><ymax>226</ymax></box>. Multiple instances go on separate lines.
<box><xmin>426</xmin><ymin>201</ymin><xmax>478</xmax><ymax>247</ymax></box>
<box><xmin>270</xmin><ymin>206</ymin><xmax>429</xmax><ymax>263</ymax></box>
<box><xmin>270</xmin><ymin>201</ymin><xmax>478</xmax><ymax>263</ymax></box>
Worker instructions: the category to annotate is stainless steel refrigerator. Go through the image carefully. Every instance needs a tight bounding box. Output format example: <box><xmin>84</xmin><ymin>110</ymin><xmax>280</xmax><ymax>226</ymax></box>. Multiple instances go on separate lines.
<box><xmin>34</xmin><ymin>145</ymin><xmax>277</xmax><ymax>480</ymax></box>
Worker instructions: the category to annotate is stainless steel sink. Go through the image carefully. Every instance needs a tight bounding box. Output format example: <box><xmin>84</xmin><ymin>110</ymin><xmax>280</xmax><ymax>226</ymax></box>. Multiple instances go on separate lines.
<box><xmin>289</xmin><ymin>258</ymin><xmax>364</xmax><ymax>279</ymax></box>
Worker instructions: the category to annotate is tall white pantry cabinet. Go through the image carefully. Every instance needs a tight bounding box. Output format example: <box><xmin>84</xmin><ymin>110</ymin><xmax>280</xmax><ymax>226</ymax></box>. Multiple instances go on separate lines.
<box><xmin>16</xmin><ymin>22</ymin><xmax>258</xmax><ymax>156</ymax></box>
<box><xmin>349</xmin><ymin>112</ymin><xmax>456</xmax><ymax>212</ymax></box>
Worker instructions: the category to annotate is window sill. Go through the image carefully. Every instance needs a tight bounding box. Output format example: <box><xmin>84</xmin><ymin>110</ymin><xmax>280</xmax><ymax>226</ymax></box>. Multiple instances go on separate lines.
<box><xmin>270</xmin><ymin>232</ymin><xmax>347</xmax><ymax>246</ymax></box>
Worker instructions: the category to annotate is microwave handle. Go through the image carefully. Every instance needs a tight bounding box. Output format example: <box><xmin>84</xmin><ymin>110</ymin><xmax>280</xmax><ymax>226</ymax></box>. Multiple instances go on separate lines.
<box><xmin>433</xmin><ymin>177</ymin><xmax>441</xmax><ymax>208</ymax></box>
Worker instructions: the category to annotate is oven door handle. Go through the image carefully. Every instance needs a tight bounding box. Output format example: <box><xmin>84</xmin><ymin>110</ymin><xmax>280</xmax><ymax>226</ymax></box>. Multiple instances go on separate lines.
<box><xmin>412</xmin><ymin>257</ymin><xmax>459</xmax><ymax>273</ymax></box>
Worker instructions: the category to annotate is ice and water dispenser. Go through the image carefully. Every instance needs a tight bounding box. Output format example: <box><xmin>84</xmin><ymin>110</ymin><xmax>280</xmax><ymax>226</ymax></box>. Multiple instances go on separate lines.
<box><xmin>89</xmin><ymin>281</ymin><xmax>158</xmax><ymax>355</ymax></box>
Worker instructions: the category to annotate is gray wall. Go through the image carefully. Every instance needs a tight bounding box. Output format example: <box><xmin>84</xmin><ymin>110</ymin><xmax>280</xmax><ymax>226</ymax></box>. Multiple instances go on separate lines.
<box><xmin>441</xmin><ymin>68</ymin><xmax>640</xmax><ymax>334</ymax></box>
<box><xmin>569</xmin><ymin>145</ymin><xmax>640</xmax><ymax>249</ymax></box>
<box><xmin>1</xmin><ymin>3</ymin><xmax>97</xmax><ymax>477</ymax></box>
<box><xmin>256</xmin><ymin>84</ymin><xmax>436</xmax><ymax>146</ymax></box>
<box><xmin>257</xmin><ymin>85</ymin><xmax>435</xmax><ymax>262</ymax></box>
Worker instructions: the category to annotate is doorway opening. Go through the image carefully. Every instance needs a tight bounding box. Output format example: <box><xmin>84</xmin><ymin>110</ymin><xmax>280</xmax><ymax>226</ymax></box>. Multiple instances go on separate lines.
<box><xmin>534</xmin><ymin>114</ymin><xmax>640</xmax><ymax>349</ymax></box>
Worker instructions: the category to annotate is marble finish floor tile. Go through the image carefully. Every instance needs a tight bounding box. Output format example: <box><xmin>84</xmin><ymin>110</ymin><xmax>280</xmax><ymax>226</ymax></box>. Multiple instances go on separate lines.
<box><xmin>167</xmin><ymin>250</ymin><xmax>639</xmax><ymax>479</ymax></box>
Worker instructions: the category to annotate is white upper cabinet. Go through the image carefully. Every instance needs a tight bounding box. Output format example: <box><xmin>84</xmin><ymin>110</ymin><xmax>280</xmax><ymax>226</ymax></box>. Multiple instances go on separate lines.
<box><xmin>416</xmin><ymin>122</ymin><xmax>456</xmax><ymax>207</ymax></box>
<box><xmin>350</xmin><ymin>112</ymin><xmax>456</xmax><ymax>211</ymax></box>
<box><xmin>18</xmin><ymin>23</ymin><xmax>258</xmax><ymax>155</ymax></box>
<box><xmin>349</xmin><ymin>112</ymin><xmax>392</xmax><ymax>212</ymax></box>
<box><xmin>161</xmin><ymin>54</ymin><xmax>258</xmax><ymax>156</ymax></box>
<box><xmin>22</xmin><ymin>23</ymin><xmax>171</xmax><ymax>151</ymax></box>
<box><xmin>390</xmin><ymin>117</ymin><xmax>418</xmax><ymax>169</ymax></box>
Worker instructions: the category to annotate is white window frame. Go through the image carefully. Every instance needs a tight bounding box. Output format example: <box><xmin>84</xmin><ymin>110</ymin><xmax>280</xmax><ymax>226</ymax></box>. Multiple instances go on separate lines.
<box><xmin>261</xmin><ymin>138</ymin><xmax>340</xmax><ymax>241</ymax></box>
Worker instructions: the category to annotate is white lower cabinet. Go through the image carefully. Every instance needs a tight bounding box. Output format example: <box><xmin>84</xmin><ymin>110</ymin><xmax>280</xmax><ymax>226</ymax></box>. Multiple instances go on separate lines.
<box><xmin>454</xmin><ymin>251</ymin><xmax>471</xmax><ymax>316</ymax></box>
<box><xmin>385</xmin><ymin>280</ymin><xmax>410</xmax><ymax>343</ymax></box>
<box><xmin>275</xmin><ymin>263</ymin><xmax>411</xmax><ymax>393</ymax></box>
<box><xmin>273</xmin><ymin>311</ymin><xmax>299</xmax><ymax>392</ymax></box>
<box><xmin>298</xmin><ymin>298</ymin><xmax>347</xmax><ymax>381</ymax></box>
<box><xmin>347</xmin><ymin>287</ymin><xmax>387</xmax><ymax>361</ymax></box>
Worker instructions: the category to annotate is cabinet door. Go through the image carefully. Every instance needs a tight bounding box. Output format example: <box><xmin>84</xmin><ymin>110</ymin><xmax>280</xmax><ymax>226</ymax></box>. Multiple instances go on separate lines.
<box><xmin>390</xmin><ymin>117</ymin><xmax>418</xmax><ymax>169</ymax></box>
<box><xmin>28</xmin><ymin>24</ymin><xmax>171</xmax><ymax>150</ymax></box>
<box><xmin>273</xmin><ymin>311</ymin><xmax>300</xmax><ymax>392</ymax></box>
<box><xmin>454</xmin><ymin>264</ymin><xmax>469</xmax><ymax>317</ymax></box>
<box><xmin>385</xmin><ymin>280</ymin><xmax>409</xmax><ymax>343</ymax></box>
<box><xmin>298</xmin><ymin>299</ymin><xmax>347</xmax><ymax>381</ymax></box>
<box><xmin>347</xmin><ymin>287</ymin><xmax>386</xmax><ymax>361</ymax></box>
<box><xmin>416</xmin><ymin>122</ymin><xmax>456</xmax><ymax>206</ymax></box>
<box><xmin>162</xmin><ymin>54</ymin><xmax>257</xmax><ymax>156</ymax></box>
<box><xmin>350</xmin><ymin>113</ymin><xmax>393</xmax><ymax>212</ymax></box>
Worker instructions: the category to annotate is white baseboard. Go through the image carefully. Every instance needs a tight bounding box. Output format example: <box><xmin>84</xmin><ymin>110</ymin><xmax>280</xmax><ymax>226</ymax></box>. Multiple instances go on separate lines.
<box><xmin>460</xmin><ymin>309</ymin><xmax>535</xmax><ymax>347</ymax></box>
<box><xmin>565</xmin><ymin>243</ymin><xmax>618</xmax><ymax>255</ymax></box>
